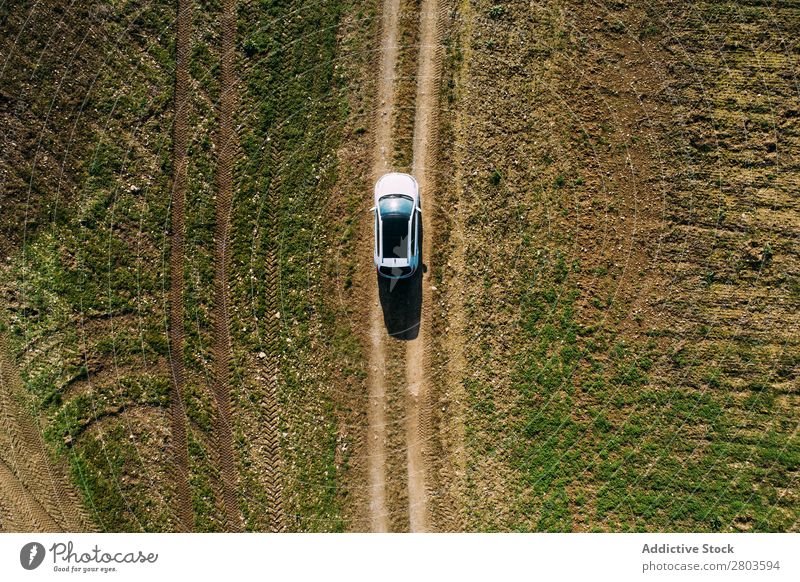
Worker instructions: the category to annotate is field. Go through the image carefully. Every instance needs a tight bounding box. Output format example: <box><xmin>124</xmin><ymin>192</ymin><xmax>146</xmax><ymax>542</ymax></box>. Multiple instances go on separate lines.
<box><xmin>432</xmin><ymin>0</ymin><xmax>799</xmax><ymax>531</ymax></box>
<box><xmin>0</xmin><ymin>0</ymin><xmax>374</xmax><ymax>531</ymax></box>
<box><xmin>0</xmin><ymin>0</ymin><xmax>797</xmax><ymax>532</ymax></box>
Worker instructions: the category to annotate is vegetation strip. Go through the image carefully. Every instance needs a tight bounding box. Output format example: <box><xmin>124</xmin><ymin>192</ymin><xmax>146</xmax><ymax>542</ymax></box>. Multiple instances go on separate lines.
<box><xmin>432</xmin><ymin>0</ymin><xmax>468</xmax><ymax>532</ymax></box>
<box><xmin>167</xmin><ymin>0</ymin><xmax>194</xmax><ymax>532</ymax></box>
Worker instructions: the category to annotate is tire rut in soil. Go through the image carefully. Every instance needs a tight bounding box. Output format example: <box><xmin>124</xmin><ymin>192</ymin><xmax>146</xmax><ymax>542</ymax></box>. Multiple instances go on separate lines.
<box><xmin>255</xmin><ymin>354</ymin><xmax>285</xmax><ymax>532</ymax></box>
<box><xmin>404</xmin><ymin>0</ymin><xmax>443</xmax><ymax>533</ymax></box>
<box><xmin>211</xmin><ymin>0</ymin><xmax>243</xmax><ymax>532</ymax></box>
<box><xmin>243</xmin><ymin>136</ymin><xmax>287</xmax><ymax>533</ymax></box>
<box><xmin>0</xmin><ymin>457</ymin><xmax>60</xmax><ymax>532</ymax></box>
<box><xmin>365</xmin><ymin>0</ymin><xmax>403</xmax><ymax>532</ymax></box>
<box><xmin>239</xmin><ymin>0</ymin><xmax>288</xmax><ymax>532</ymax></box>
<box><xmin>263</xmin><ymin>140</ymin><xmax>287</xmax><ymax>532</ymax></box>
<box><xmin>167</xmin><ymin>0</ymin><xmax>194</xmax><ymax>533</ymax></box>
<box><xmin>0</xmin><ymin>333</ymin><xmax>92</xmax><ymax>532</ymax></box>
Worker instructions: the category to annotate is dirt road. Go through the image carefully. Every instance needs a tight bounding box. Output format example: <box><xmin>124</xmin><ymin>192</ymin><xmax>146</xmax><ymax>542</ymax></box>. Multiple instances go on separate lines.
<box><xmin>211</xmin><ymin>0</ymin><xmax>242</xmax><ymax>531</ymax></box>
<box><xmin>167</xmin><ymin>0</ymin><xmax>194</xmax><ymax>532</ymax></box>
<box><xmin>0</xmin><ymin>333</ymin><xmax>91</xmax><ymax>532</ymax></box>
<box><xmin>366</xmin><ymin>0</ymin><xmax>442</xmax><ymax>532</ymax></box>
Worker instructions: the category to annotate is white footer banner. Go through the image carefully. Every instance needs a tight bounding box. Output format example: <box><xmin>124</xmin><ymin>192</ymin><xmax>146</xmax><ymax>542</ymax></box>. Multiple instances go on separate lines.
<box><xmin>1</xmin><ymin>533</ymin><xmax>797</xmax><ymax>581</ymax></box>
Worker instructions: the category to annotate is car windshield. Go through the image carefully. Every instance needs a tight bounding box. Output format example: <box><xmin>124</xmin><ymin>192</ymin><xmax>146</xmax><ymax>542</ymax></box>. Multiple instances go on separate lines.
<box><xmin>379</xmin><ymin>195</ymin><xmax>413</xmax><ymax>259</ymax></box>
<box><xmin>378</xmin><ymin>194</ymin><xmax>413</xmax><ymax>216</ymax></box>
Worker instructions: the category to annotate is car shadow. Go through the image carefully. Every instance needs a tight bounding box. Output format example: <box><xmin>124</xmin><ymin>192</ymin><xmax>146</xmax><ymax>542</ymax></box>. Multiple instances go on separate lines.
<box><xmin>378</xmin><ymin>220</ymin><xmax>423</xmax><ymax>340</ymax></box>
<box><xmin>378</xmin><ymin>267</ymin><xmax>422</xmax><ymax>340</ymax></box>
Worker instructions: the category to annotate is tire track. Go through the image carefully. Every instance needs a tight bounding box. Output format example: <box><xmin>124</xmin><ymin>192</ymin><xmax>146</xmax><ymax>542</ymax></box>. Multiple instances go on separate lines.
<box><xmin>242</xmin><ymin>136</ymin><xmax>286</xmax><ymax>532</ymax></box>
<box><xmin>366</xmin><ymin>0</ymin><xmax>402</xmax><ymax>533</ymax></box>
<box><xmin>261</xmin><ymin>142</ymin><xmax>286</xmax><ymax>532</ymax></box>
<box><xmin>167</xmin><ymin>0</ymin><xmax>194</xmax><ymax>533</ymax></box>
<box><xmin>257</xmin><ymin>357</ymin><xmax>285</xmax><ymax>532</ymax></box>
<box><xmin>251</xmin><ymin>8</ymin><xmax>289</xmax><ymax>533</ymax></box>
<box><xmin>0</xmin><ymin>332</ymin><xmax>92</xmax><ymax>532</ymax></box>
<box><xmin>405</xmin><ymin>0</ymin><xmax>442</xmax><ymax>533</ymax></box>
<box><xmin>0</xmin><ymin>457</ymin><xmax>59</xmax><ymax>532</ymax></box>
<box><xmin>0</xmin><ymin>495</ymin><xmax>22</xmax><ymax>532</ymax></box>
<box><xmin>211</xmin><ymin>0</ymin><xmax>242</xmax><ymax>531</ymax></box>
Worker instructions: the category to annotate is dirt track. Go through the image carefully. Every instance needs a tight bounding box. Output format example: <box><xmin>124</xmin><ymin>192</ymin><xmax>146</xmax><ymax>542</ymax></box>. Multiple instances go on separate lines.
<box><xmin>0</xmin><ymin>333</ymin><xmax>91</xmax><ymax>532</ymax></box>
<box><xmin>211</xmin><ymin>0</ymin><xmax>242</xmax><ymax>531</ymax></box>
<box><xmin>253</xmin><ymin>358</ymin><xmax>285</xmax><ymax>531</ymax></box>
<box><xmin>366</xmin><ymin>0</ymin><xmax>443</xmax><ymax>532</ymax></box>
<box><xmin>0</xmin><ymin>458</ymin><xmax>59</xmax><ymax>531</ymax></box>
<box><xmin>167</xmin><ymin>0</ymin><xmax>194</xmax><ymax>532</ymax></box>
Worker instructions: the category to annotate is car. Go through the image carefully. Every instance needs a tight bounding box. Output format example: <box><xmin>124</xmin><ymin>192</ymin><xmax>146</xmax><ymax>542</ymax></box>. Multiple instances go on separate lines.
<box><xmin>371</xmin><ymin>172</ymin><xmax>421</xmax><ymax>279</ymax></box>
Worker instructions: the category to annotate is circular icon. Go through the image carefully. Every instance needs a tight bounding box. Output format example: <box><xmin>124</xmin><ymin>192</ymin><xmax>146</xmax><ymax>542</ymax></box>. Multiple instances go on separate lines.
<box><xmin>20</xmin><ymin>542</ymin><xmax>46</xmax><ymax>570</ymax></box>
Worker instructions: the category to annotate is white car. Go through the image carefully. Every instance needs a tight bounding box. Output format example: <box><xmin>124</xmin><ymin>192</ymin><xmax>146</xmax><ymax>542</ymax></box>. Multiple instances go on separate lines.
<box><xmin>371</xmin><ymin>172</ymin><xmax>421</xmax><ymax>279</ymax></box>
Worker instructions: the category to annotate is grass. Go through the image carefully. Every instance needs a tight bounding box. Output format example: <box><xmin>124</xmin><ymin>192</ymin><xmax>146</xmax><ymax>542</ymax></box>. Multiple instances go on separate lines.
<box><xmin>393</xmin><ymin>0</ymin><xmax>422</xmax><ymax>170</ymax></box>
<box><xmin>3</xmin><ymin>0</ymin><xmax>178</xmax><ymax>530</ymax></box>
<box><xmin>501</xmin><ymin>254</ymin><xmax>660</xmax><ymax>531</ymax></box>
<box><xmin>232</xmin><ymin>0</ymin><xmax>375</xmax><ymax>531</ymax></box>
<box><xmin>446</xmin><ymin>0</ymin><xmax>799</xmax><ymax>532</ymax></box>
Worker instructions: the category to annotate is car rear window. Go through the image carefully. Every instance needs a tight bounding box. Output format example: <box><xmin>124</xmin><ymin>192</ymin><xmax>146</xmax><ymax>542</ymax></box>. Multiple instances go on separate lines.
<box><xmin>382</xmin><ymin>216</ymin><xmax>409</xmax><ymax>258</ymax></box>
<box><xmin>379</xmin><ymin>265</ymin><xmax>412</xmax><ymax>277</ymax></box>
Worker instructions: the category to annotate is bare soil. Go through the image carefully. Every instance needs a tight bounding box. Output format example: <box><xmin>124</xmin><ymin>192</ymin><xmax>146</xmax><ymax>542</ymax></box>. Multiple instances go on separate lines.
<box><xmin>0</xmin><ymin>332</ymin><xmax>91</xmax><ymax>531</ymax></box>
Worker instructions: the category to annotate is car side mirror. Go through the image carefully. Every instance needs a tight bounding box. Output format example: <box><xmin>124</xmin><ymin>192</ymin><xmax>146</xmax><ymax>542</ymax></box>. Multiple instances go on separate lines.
<box><xmin>369</xmin><ymin>206</ymin><xmax>376</xmax><ymax>213</ymax></box>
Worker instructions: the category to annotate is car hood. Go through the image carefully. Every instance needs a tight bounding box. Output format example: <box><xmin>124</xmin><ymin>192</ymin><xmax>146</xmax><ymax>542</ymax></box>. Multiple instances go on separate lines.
<box><xmin>374</xmin><ymin>172</ymin><xmax>418</xmax><ymax>203</ymax></box>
